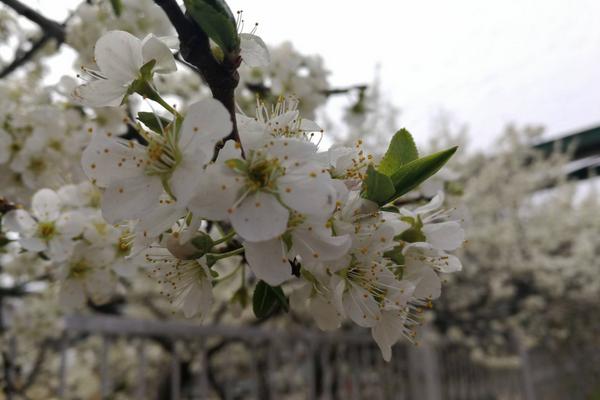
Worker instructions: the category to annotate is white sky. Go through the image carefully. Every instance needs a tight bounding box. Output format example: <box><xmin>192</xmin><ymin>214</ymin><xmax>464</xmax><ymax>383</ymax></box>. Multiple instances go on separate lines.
<box><xmin>25</xmin><ymin>0</ymin><xmax>600</xmax><ymax>149</ymax></box>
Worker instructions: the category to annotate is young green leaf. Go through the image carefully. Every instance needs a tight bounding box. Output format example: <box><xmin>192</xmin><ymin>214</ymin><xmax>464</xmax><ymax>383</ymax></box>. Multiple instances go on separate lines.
<box><xmin>390</xmin><ymin>146</ymin><xmax>458</xmax><ymax>201</ymax></box>
<box><xmin>109</xmin><ymin>0</ymin><xmax>123</xmax><ymax>16</ymax></box>
<box><xmin>362</xmin><ymin>164</ymin><xmax>396</xmax><ymax>205</ymax></box>
<box><xmin>137</xmin><ymin>112</ymin><xmax>171</xmax><ymax>133</ymax></box>
<box><xmin>378</xmin><ymin>128</ymin><xmax>418</xmax><ymax>176</ymax></box>
<box><xmin>184</xmin><ymin>0</ymin><xmax>240</xmax><ymax>54</ymax></box>
<box><xmin>252</xmin><ymin>280</ymin><xmax>289</xmax><ymax>318</ymax></box>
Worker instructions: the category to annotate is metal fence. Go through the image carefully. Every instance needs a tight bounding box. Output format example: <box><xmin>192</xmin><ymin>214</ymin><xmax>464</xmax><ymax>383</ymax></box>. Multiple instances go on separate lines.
<box><xmin>15</xmin><ymin>315</ymin><xmax>600</xmax><ymax>399</ymax></box>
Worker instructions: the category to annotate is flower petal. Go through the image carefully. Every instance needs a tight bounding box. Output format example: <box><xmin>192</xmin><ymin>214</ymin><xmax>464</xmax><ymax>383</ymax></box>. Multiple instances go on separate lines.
<box><xmin>279</xmin><ymin>163</ymin><xmax>337</xmax><ymax>217</ymax></box>
<box><xmin>179</xmin><ymin>99</ymin><xmax>232</xmax><ymax>151</ymax></box>
<box><xmin>188</xmin><ymin>164</ymin><xmax>242</xmax><ymax>221</ymax></box>
<box><xmin>230</xmin><ymin>191</ymin><xmax>288</xmax><ymax>242</ymax></box>
<box><xmin>343</xmin><ymin>284</ymin><xmax>380</xmax><ymax>328</ymax></box>
<box><xmin>141</xmin><ymin>34</ymin><xmax>176</xmax><ymax>73</ymax></box>
<box><xmin>2</xmin><ymin>209</ymin><xmax>36</xmax><ymax>234</ymax></box>
<box><xmin>101</xmin><ymin>176</ymin><xmax>163</xmax><ymax>224</ymax></box>
<box><xmin>244</xmin><ymin>239</ymin><xmax>292</xmax><ymax>286</ymax></box>
<box><xmin>81</xmin><ymin>131</ymin><xmax>146</xmax><ymax>187</ymax></box>
<box><xmin>372</xmin><ymin>311</ymin><xmax>405</xmax><ymax>362</ymax></box>
<box><xmin>240</xmin><ymin>33</ymin><xmax>270</xmax><ymax>67</ymax></box>
<box><xmin>95</xmin><ymin>30</ymin><xmax>143</xmax><ymax>83</ymax></box>
<box><xmin>72</xmin><ymin>79</ymin><xmax>127</xmax><ymax>108</ymax></box>
<box><xmin>423</xmin><ymin>221</ymin><xmax>464</xmax><ymax>251</ymax></box>
<box><xmin>32</xmin><ymin>188</ymin><xmax>61</xmax><ymax>221</ymax></box>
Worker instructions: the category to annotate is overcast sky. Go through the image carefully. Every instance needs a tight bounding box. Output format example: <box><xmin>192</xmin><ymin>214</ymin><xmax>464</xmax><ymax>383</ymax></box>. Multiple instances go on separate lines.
<box><xmin>30</xmin><ymin>0</ymin><xmax>600</xmax><ymax>149</ymax></box>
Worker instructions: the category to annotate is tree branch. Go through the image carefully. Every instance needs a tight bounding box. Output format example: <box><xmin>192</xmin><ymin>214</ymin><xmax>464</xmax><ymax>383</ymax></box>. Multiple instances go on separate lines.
<box><xmin>153</xmin><ymin>0</ymin><xmax>241</xmax><ymax>145</ymax></box>
<box><xmin>0</xmin><ymin>0</ymin><xmax>65</xmax><ymax>42</ymax></box>
<box><xmin>0</xmin><ymin>34</ymin><xmax>54</xmax><ymax>79</ymax></box>
<box><xmin>0</xmin><ymin>0</ymin><xmax>68</xmax><ymax>79</ymax></box>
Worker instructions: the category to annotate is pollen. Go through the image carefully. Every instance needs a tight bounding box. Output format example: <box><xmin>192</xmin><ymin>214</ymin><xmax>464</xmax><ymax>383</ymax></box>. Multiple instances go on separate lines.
<box><xmin>255</xmin><ymin>202</ymin><xmax>261</xmax><ymax>207</ymax></box>
<box><xmin>118</xmin><ymin>187</ymin><xmax>124</xmax><ymax>193</ymax></box>
<box><xmin>90</xmin><ymin>163</ymin><xmax>96</xmax><ymax>169</ymax></box>
<box><xmin>309</xmin><ymin>172</ymin><xmax>317</xmax><ymax>178</ymax></box>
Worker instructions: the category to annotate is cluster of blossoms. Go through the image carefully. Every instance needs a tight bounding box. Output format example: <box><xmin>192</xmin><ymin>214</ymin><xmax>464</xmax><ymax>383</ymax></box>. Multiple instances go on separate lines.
<box><xmin>390</xmin><ymin>125</ymin><xmax>600</xmax><ymax>364</ymax></box>
<box><xmin>7</xmin><ymin>24</ymin><xmax>464</xmax><ymax>361</ymax></box>
<box><xmin>237</xmin><ymin>41</ymin><xmax>329</xmax><ymax>119</ymax></box>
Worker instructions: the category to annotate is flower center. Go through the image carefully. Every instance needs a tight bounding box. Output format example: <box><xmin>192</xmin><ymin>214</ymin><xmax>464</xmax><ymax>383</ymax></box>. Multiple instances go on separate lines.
<box><xmin>68</xmin><ymin>260</ymin><xmax>91</xmax><ymax>278</ymax></box>
<box><xmin>142</xmin><ymin>129</ymin><xmax>181</xmax><ymax>178</ymax></box>
<box><xmin>37</xmin><ymin>221</ymin><xmax>56</xmax><ymax>239</ymax></box>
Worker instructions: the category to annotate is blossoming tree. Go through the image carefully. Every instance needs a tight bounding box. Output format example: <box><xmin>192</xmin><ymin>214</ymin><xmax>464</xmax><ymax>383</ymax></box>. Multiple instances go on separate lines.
<box><xmin>0</xmin><ymin>0</ymin><xmax>468</xmax><ymax>396</ymax></box>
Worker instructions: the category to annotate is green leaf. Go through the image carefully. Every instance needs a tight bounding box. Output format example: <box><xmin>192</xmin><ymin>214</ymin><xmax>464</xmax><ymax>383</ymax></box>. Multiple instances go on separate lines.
<box><xmin>137</xmin><ymin>112</ymin><xmax>171</xmax><ymax>133</ymax></box>
<box><xmin>252</xmin><ymin>280</ymin><xmax>289</xmax><ymax>319</ymax></box>
<box><xmin>184</xmin><ymin>0</ymin><xmax>240</xmax><ymax>54</ymax></box>
<box><xmin>389</xmin><ymin>146</ymin><xmax>458</xmax><ymax>201</ymax></box>
<box><xmin>110</xmin><ymin>0</ymin><xmax>123</xmax><ymax>16</ymax></box>
<box><xmin>378</xmin><ymin>129</ymin><xmax>419</xmax><ymax>176</ymax></box>
<box><xmin>362</xmin><ymin>164</ymin><xmax>395</xmax><ymax>205</ymax></box>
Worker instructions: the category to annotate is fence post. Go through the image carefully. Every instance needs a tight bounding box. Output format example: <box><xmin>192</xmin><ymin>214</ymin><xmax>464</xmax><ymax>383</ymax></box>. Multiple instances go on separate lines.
<box><xmin>513</xmin><ymin>330</ymin><xmax>536</xmax><ymax>400</ymax></box>
<box><xmin>408</xmin><ymin>331</ymin><xmax>442</xmax><ymax>400</ymax></box>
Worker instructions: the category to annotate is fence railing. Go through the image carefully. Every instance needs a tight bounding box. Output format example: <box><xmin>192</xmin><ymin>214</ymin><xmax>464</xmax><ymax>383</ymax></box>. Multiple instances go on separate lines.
<box><xmin>10</xmin><ymin>314</ymin><xmax>600</xmax><ymax>399</ymax></box>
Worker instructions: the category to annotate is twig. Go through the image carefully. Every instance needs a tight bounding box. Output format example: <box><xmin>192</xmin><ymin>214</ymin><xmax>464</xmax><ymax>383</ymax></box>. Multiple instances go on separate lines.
<box><xmin>153</xmin><ymin>0</ymin><xmax>241</xmax><ymax>144</ymax></box>
<box><xmin>0</xmin><ymin>34</ymin><xmax>55</xmax><ymax>79</ymax></box>
<box><xmin>0</xmin><ymin>0</ymin><xmax>65</xmax><ymax>41</ymax></box>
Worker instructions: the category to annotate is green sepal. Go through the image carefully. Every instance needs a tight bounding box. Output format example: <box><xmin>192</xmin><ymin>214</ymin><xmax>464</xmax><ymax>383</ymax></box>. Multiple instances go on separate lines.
<box><xmin>252</xmin><ymin>280</ymin><xmax>289</xmax><ymax>319</ymax></box>
<box><xmin>137</xmin><ymin>112</ymin><xmax>171</xmax><ymax>133</ymax></box>
<box><xmin>191</xmin><ymin>233</ymin><xmax>215</xmax><ymax>255</ymax></box>
<box><xmin>378</xmin><ymin>129</ymin><xmax>418</xmax><ymax>176</ymax></box>
<box><xmin>362</xmin><ymin>164</ymin><xmax>395</xmax><ymax>205</ymax></box>
<box><xmin>225</xmin><ymin>158</ymin><xmax>247</xmax><ymax>173</ymax></box>
<box><xmin>184</xmin><ymin>0</ymin><xmax>240</xmax><ymax>54</ymax></box>
<box><xmin>383</xmin><ymin>246</ymin><xmax>405</xmax><ymax>265</ymax></box>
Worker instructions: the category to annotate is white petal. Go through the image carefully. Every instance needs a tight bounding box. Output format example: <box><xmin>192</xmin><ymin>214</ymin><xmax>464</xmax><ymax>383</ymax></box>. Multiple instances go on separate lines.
<box><xmin>137</xmin><ymin>202</ymin><xmax>185</xmax><ymax>238</ymax></box>
<box><xmin>371</xmin><ymin>311</ymin><xmax>405</xmax><ymax>362</ymax></box>
<box><xmin>440</xmin><ymin>254</ymin><xmax>462</xmax><ymax>273</ymax></box>
<box><xmin>180</xmin><ymin>275</ymin><xmax>213</xmax><ymax>318</ymax></box>
<box><xmin>179</xmin><ymin>99</ymin><xmax>232</xmax><ymax>151</ymax></box>
<box><xmin>343</xmin><ymin>284</ymin><xmax>380</xmax><ymax>328</ymax></box>
<box><xmin>56</xmin><ymin>211</ymin><xmax>85</xmax><ymax>238</ymax></box>
<box><xmin>141</xmin><ymin>34</ymin><xmax>176</xmax><ymax>73</ymax></box>
<box><xmin>230</xmin><ymin>191</ymin><xmax>288</xmax><ymax>242</ymax></box>
<box><xmin>240</xmin><ymin>33</ymin><xmax>270</xmax><ymax>67</ymax></box>
<box><xmin>414</xmin><ymin>191</ymin><xmax>444</xmax><ymax>215</ymax></box>
<box><xmin>32</xmin><ymin>188</ymin><xmax>61</xmax><ymax>221</ymax></box>
<box><xmin>48</xmin><ymin>237</ymin><xmax>75</xmax><ymax>262</ymax></box>
<box><xmin>2</xmin><ymin>209</ymin><xmax>36</xmax><ymax>234</ymax></box>
<box><xmin>95</xmin><ymin>30</ymin><xmax>143</xmax><ymax>83</ymax></box>
<box><xmin>188</xmin><ymin>164</ymin><xmax>242</xmax><ymax>221</ymax></box>
<box><xmin>403</xmin><ymin>264</ymin><xmax>441</xmax><ymax>300</ymax></box>
<box><xmin>292</xmin><ymin>224</ymin><xmax>351</xmax><ymax>263</ymax></box>
<box><xmin>279</xmin><ymin>164</ymin><xmax>336</xmax><ymax>217</ymax></box>
<box><xmin>81</xmin><ymin>131</ymin><xmax>146</xmax><ymax>187</ymax></box>
<box><xmin>423</xmin><ymin>221</ymin><xmax>465</xmax><ymax>251</ymax></box>
<box><xmin>244</xmin><ymin>239</ymin><xmax>292</xmax><ymax>286</ymax></box>
<box><xmin>237</xmin><ymin>114</ymin><xmax>267</xmax><ymax>150</ymax></box>
<box><xmin>20</xmin><ymin>237</ymin><xmax>46</xmax><ymax>252</ymax></box>
<box><xmin>310</xmin><ymin>295</ymin><xmax>342</xmax><ymax>331</ymax></box>
<box><xmin>101</xmin><ymin>176</ymin><xmax>163</xmax><ymax>224</ymax></box>
<box><xmin>72</xmin><ymin>79</ymin><xmax>126</xmax><ymax>108</ymax></box>
<box><xmin>170</xmin><ymin>155</ymin><xmax>209</xmax><ymax>205</ymax></box>
<box><xmin>299</xmin><ymin>118</ymin><xmax>322</xmax><ymax>133</ymax></box>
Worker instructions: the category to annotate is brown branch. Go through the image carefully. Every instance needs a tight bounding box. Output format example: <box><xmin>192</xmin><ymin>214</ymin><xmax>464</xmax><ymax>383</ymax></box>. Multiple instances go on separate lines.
<box><xmin>0</xmin><ymin>0</ymin><xmax>65</xmax><ymax>42</ymax></box>
<box><xmin>153</xmin><ymin>0</ymin><xmax>241</xmax><ymax>145</ymax></box>
<box><xmin>0</xmin><ymin>0</ymin><xmax>69</xmax><ymax>79</ymax></box>
<box><xmin>0</xmin><ymin>34</ymin><xmax>55</xmax><ymax>79</ymax></box>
